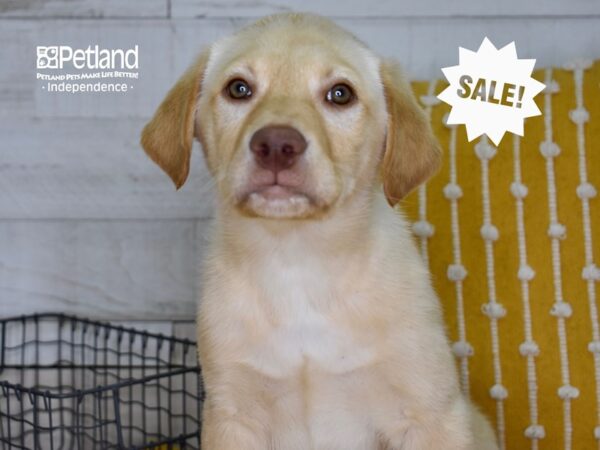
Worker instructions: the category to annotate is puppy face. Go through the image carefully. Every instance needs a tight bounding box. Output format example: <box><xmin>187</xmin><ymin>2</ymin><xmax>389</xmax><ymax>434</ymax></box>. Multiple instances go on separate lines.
<box><xmin>141</xmin><ymin>14</ymin><xmax>441</xmax><ymax>220</ymax></box>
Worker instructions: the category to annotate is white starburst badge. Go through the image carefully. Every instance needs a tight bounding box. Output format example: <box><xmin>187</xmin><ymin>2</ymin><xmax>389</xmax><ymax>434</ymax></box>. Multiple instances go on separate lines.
<box><xmin>437</xmin><ymin>37</ymin><xmax>545</xmax><ymax>145</ymax></box>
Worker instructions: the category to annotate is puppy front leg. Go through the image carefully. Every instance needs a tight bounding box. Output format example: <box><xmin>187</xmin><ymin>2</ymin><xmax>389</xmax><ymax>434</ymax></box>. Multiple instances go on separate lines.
<box><xmin>201</xmin><ymin>405</ymin><xmax>270</xmax><ymax>450</ymax></box>
<box><xmin>378</xmin><ymin>398</ymin><xmax>473</xmax><ymax>450</ymax></box>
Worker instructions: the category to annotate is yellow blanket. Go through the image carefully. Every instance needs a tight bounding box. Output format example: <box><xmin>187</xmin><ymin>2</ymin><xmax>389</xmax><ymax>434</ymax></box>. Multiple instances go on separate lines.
<box><xmin>405</xmin><ymin>60</ymin><xmax>600</xmax><ymax>450</ymax></box>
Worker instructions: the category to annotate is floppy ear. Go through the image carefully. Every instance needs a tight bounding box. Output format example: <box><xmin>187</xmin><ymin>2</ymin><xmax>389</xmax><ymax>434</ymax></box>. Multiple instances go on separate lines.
<box><xmin>140</xmin><ymin>50</ymin><xmax>209</xmax><ymax>189</ymax></box>
<box><xmin>380</xmin><ymin>60</ymin><xmax>442</xmax><ymax>206</ymax></box>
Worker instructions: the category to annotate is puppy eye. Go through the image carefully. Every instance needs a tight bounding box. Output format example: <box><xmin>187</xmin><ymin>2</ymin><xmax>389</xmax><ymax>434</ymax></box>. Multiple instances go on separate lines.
<box><xmin>325</xmin><ymin>83</ymin><xmax>354</xmax><ymax>105</ymax></box>
<box><xmin>226</xmin><ymin>79</ymin><xmax>252</xmax><ymax>100</ymax></box>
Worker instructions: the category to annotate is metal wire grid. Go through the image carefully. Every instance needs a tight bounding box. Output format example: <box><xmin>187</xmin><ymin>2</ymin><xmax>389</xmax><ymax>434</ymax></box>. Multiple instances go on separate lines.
<box><xmin>0</xmin><ymin>314</ymin><xmax>204</xmax><ymax>450</ymax></box>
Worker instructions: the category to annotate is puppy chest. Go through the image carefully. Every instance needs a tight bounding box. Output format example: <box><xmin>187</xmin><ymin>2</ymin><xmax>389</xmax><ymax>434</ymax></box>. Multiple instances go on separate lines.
<box><xmin>241</xmin><ymin>308</ymin><xmax>377</xmax><ymax>378</ymax></box>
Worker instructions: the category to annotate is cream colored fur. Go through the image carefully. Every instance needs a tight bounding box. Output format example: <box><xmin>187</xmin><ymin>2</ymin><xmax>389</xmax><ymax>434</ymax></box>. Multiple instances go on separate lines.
<box><xmin>141</xmin><ymin>13</ymin><xmax>498</xmax><ymax>450</ymax></box>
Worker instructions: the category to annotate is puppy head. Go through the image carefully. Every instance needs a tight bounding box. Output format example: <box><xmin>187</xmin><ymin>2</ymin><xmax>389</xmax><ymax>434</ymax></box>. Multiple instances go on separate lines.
<box><xmin>141</xmin><ymin>13</ymin><xmax>441</xmax><ymax>219</ymax></box>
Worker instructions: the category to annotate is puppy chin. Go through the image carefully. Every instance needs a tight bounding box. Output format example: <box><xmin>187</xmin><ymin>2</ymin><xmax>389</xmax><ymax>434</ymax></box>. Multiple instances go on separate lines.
<box><xmin>248</xmin><ymin>193</ymin><xmax>313</xmax><ymax>218</ymax></box>
<box><xmin>237</xmin><ymin>186</ymin><xmax>315</xmax><ymax>219</ymax></box>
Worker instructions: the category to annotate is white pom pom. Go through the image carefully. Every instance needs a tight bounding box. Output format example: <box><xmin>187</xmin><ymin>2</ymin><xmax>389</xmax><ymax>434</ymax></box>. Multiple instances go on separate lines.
<box><xmin>443</xmin><ymin>183</ymin><xmax>463</xmax><ymax>200</ymax></box>
<box><xmin>480</xmin><ymin>224</ymin><xmax>499</xmax><ymax>241</ymax></box>
<box><xmin>443</xmin><ymin>112</ymin><xmax>456</xmax><ymax>129</ymax></box>
<box><xmin>412</xmin><ymin>220</ymin><xmax>434</xmax><ymax>238</ymax></box>
<box><xmin>447</xmin><ymin>264</ymin><xmax>467</xmax><ymax>281</ymax></box>
<box><xmin>539</xmin><ymin>141</ymin><xmax>561</xmax><ymax>158</ymax></box>
<box><xmin>569</xmin><ymin>108</ymin><xmax>590</xmax><ymax>124</ymax></box>
<box><xmin>420</xmin><ymin>94</ymin><xmax>441</xmax><ymax>107</ymax></box>
<box><xmin>519</xmin><ymin>341</ymin><xmax>540</xmax><ymax>357</ymax></box>
<box><xmin>510</xmin><ymin>182</ymin><xmax>528</xmax><ymax>199</ymax></box>
<box><xmin>543</xmin><ymin>80</ymin><xmax>560</xmax><ymax>94</ymax></box>
<box><xmin>564</xmin><ymin>59</ymin><xmax>593</xmax><ymax>71</ymax></box>
<box><xmin>482</xmin><ymin>302</ymin><xmax>506</xmax><ymax>319</ymax></box>
<box><xmin>548</xmin><ymin>223</ymin><xmax>566</xmax><ymax>239</ymax></box>
<box><xmin>550</xmin><ymin>302</ymin><xmax>572</xmax><ymax>318</ymax></box>
<box><xmin>518</xmin><ymin>265</ymin><xmax>535</xmax><ymax>281</ymax></box>
<box><xmin>557</xmin><ymin>385</ymin><xmax>579</xmax><ymax>399</ymax></box>
<box><xmin>577</xmin><ymin>182</ymin><xmax>597</xmax><ymax>199</ymax></box>
<box><xmin>582</xmin><ymin>264</ymin><xmax>600</xmax><ymax>281</ymax></box>
<box><xmin>489</xmin><ymin>384</ymin><xmax>508</xmax><ymax>400</ymax></box>
<box><xmin>525</xmin><ymin>425</ymin><xmax>545</xmax><ymax>439</ymax></box>
<box><xmin>595</xmin><ymin>426</ymin><xmax>600</xmax><ymax>440</ymax></box>
<box><xmin>452</xmin><ymin>341</ymin><xmax>474</xmax><ymax>358</ymax></box>
<box><xmin>475</xmin><ymin>141</ymin><xmax>497</xmax><ymax>160</ymax></box>
<box><xmin>588</xmin><ymin>341</ymin><xmax>600</xmax><ymax>354</ymax></box>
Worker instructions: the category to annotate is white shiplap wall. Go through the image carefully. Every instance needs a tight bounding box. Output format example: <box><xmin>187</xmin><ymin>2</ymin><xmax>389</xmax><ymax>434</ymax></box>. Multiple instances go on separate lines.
<box><xmin>1</xmin><ymin>0</ymin><xmax>599</xmax><ymax>336</ymax></box>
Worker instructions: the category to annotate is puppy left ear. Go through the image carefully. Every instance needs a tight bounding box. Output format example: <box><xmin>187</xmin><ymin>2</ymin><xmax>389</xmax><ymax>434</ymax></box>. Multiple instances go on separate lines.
<box><xmin>141</xmin><ymin>50</ymin><xmax>210</xmax><ymax>189</ymax></box>
<box><xmin>380</xmin><ymin>60</ymin><xmax>442</xmax><ymax>206</ymax></box>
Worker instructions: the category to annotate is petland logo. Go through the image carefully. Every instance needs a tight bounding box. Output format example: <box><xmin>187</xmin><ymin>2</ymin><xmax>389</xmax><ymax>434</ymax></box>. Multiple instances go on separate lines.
<box><xmin>36</xmin><ymin>45</ymin><xmax>139</xmax><ymax>94</ymax></box>
<box><xmin>37</xmin><ymin>45</ymin><xmax>139</xmax><ymax>70</ymax></box>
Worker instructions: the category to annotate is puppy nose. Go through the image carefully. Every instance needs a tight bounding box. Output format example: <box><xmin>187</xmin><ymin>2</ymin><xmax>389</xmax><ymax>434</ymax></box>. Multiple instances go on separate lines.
<box><xmin>249</xmin><ymin>125</ymin><xmax>307</xmax><ymax>172</ymax></box>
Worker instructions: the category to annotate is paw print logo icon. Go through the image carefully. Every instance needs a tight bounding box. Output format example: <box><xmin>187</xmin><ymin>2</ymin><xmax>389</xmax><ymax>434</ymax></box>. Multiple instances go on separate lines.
<box><xmin>37</xmin><ymin>46</ymin><xmax>59</xmax><ymax>69</ymax></box>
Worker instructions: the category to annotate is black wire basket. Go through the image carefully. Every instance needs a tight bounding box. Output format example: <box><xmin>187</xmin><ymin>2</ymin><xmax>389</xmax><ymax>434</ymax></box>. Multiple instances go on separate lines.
<box><xmin>0</xmin><ymin>314</ymin><xmax>204</xmax><ymax>450</ymax></box>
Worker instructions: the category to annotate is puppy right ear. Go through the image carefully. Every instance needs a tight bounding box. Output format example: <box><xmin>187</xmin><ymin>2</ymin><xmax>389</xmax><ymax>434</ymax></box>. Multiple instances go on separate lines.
<box><xmin>141</xmin><ymin>50</ymin><xmax>210</xmax><ymax>189</ymax></box>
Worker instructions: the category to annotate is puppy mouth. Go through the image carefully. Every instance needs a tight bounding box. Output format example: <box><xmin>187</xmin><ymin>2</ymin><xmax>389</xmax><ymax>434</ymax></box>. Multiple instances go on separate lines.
<box><xmin>241</xmin><ymin>182</ymin><xmax>317</xmax><ymax>211</ymax></box>
<box><xmin>238</xmin><ymin>167</ymin><xmax>315</xmax><ymax>204</ymax></box>
<box><xmin>250</xmin><ymin>183</ymin><xmax>309</xmax><ymax>201</ymax></box>
<box><xmin>235</xmin><ymin>173</ymin><xmax>322</xmax><ymax>218</ymax></box>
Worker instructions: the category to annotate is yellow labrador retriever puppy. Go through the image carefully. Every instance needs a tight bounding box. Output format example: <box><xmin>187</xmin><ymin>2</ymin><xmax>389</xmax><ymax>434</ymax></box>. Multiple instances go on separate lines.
<box><xmin>141</xmin><ymin>13</ymin><xmax>497</xmax><ymax>450</ymax></box>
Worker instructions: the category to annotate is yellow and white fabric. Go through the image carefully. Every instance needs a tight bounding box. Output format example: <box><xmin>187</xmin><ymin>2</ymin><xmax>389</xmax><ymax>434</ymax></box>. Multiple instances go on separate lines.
<box><xmin>406</xmin><ymin>60</ymin><xmax>600</xmax><ymax>450</ymax></box>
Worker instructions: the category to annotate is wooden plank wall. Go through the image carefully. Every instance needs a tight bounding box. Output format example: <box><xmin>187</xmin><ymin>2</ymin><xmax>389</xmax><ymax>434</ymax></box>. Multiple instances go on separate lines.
<box><xmin>1</xmin><ymin>0</ymin><xmax>599</xmax><ymax>337</ymax></box>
